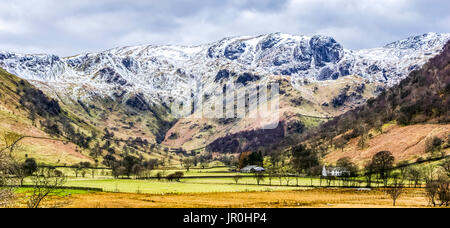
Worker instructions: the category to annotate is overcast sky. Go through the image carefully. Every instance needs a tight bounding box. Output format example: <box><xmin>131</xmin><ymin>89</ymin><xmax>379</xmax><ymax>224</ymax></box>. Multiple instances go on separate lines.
<box><xmin>0</xmin><ymin>0</ymin><xmax>449</xmax><ymax>56</ymax></box>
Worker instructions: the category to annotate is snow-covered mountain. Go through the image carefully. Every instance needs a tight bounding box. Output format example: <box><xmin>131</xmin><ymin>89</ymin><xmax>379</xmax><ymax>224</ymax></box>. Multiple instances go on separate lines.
<box><xmin>0</xmin><ymin>32</ymin><xmax>448</xmax><ymax>105</ymax></box>
<box><xmin>1</xmin><ymin>32</ymin><xmax>449</xmax><ymax>150</ymax></box>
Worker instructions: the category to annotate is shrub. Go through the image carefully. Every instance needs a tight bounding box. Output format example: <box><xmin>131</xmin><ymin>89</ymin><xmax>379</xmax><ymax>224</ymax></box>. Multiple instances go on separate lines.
<box><xmin>167</xmin><ymin>172</ymin><xmax>184</xmax><ymax>182</ymax></box>
<box><xmin>396</xmin><ymin>113</ymin><xmax>410</xmax><ymax>126</ymax></box>
<box><xmin>112</xmin><ymin>166</ymin><xmax>127</xmax><ymax>178</ymax></box>
<box><xmin>425</xmin><ymin>136</ymin><xmax>443</xmax><ymax>154</ymax></box>
<box><xmin>156</xmin><ymin>172</ymin><xmax>164</xmax><ymax>181</ymax></box>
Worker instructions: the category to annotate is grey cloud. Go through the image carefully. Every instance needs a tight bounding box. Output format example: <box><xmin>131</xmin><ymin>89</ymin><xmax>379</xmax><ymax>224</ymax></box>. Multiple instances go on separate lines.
<box><xmin>0</xmin><ymin>0</ymin><xmax>448</xmax><ymax>56</ymax></box>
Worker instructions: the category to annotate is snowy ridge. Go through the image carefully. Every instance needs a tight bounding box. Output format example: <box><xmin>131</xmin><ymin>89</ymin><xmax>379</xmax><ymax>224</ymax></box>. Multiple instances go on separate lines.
<box><xmin>0</xmin><ymin>32</ymin><xmax>449</xmax><ymax>104</ymax></box>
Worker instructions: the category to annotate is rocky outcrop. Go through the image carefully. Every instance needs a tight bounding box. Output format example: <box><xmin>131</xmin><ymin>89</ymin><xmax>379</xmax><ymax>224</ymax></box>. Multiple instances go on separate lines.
<box><xmin>0</xmin><ymin>32</ymin><xmax>448</xmax><ymax>149</ymax></box>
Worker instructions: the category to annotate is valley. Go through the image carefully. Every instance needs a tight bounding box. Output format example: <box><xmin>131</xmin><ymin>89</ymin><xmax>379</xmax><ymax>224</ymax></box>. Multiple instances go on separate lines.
<box><xmin>1</xmin><ymin>32</ymin><xmax>449</xmax><ymax>209</ymax></box>
<box><xmin>0</xmin><ymin>32</ymin><xmax>448</xmax><ymax>162</ymax></box>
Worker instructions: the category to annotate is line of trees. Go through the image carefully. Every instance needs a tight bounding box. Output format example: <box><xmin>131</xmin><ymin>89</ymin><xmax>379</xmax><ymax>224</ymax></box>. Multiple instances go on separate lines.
<box><xmin>110</xmin><ymin>155</ymin><xmax>187</xmax><ymax>181</ymax></box>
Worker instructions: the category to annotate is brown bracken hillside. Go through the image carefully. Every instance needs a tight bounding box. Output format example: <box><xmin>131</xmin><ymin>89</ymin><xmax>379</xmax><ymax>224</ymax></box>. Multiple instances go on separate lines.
<box><xmin>307</xmin><ymin>40</ymin><xmax>450</xmax><ymax>165</ymax></box>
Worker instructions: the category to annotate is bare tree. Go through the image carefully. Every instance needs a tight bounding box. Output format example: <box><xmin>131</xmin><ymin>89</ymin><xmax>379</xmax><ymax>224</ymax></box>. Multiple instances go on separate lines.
<box><xmin>183</xmin><ymin>158</ymin><xmax>194</xmax><ymax>172</ymax></box>
<box><xmin>363</xmin><ymin>162</ymin><xmax>375</xmax><ymax>187</ymax></box>
<box><xmin>0</xmin><ymin>152</ymin><xmax>16</xmax><ymax>207</ymax></box>
<box><xmin>12</xmin><ymin>158</ymin><xmax>38</xmax><ymax>186</ymax></box>
<box><xmin>425</xmin><ymin>180</ymin><xmax>440</xmax><ymax>207</ymax></box>
<box><xmin>441</xmin><ymin>158</ymin><xmax>450</xmax><ymax>178</ymax></box>
<box><xmin>71</xmin><ymin>164</ymin><xmax>81</xmax><ymax>178</ymax></box>
<box><xmin>0</xmin><ymin>188</ymin><xmax>16</xmax><ymax>208</ymax></box>
<box><xmin>0</xmin><ymin>132</ymin><xmax>22</xmax><ymax>208</ymax></box>
<box><xmin>291</xmin><ymin>145</ymin><xmax>319</xmax><ymax>180</ymax></box>
<box><xmin>425</xmin><ymin>173</ymin><xmax>449</xmax><ymax>207</ymax></box>
<box><xmin>263</xmin><ymin>156</ymin><xmax>276</xmax><ymax>186</ymax></box>
<box><xmin>385</xmin><ymin>173</ymin><xmax>405</xmax><ymax>206</ymax></box>
<box><xmin>334</xmin><ymin>138</ymin><xmax>347</xmax><ymax>152</ymax></box>
<box><xmin>422</xmin><ymin>164</ymin><xmax>438</xmax><ymax>183</ymax></box>
<box><xmin>232</xmin><ymin>174</ymin><xmax>242</xmax><ymax>184</ymax></box>
<box><xmin>436</xmin><ymin>176</ymin><xmax>449</xmax><ymax>207</ymax></box>
<box><xmin>406</xmin><ymin>167</ymin><xmax>422</xmax><ymax>188</ymax></box>
<box><xmin>357</xmin><ymin>125</ymin><xmax>369</xmax><ymax>150</ymax></box>
<box><xmin>337</xmin><ymin>157</ymin><xmax>358</xmax><ymax>187</ymax></box>
<box><xmin>254</xmin><ymin>172</ymin><xmax>265</xmax><ymax>185</ymax></box>
<box><xmin>425</xmin><ymin>136</ymin><xmax>443</xmax><ymax>157</ymax></box>
<box><xmin>281</xmin><ymin>168</ymin><xmax>292</xmax><ymax>186</ymax></box>
<box><xmin>26</xmin><ymin>168</ymin><xmax>66</xmax><ymax>208</ymax></box>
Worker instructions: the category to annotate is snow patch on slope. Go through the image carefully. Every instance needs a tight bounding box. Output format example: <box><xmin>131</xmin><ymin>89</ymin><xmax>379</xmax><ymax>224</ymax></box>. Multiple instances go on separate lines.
<box><xmin>0</xmin><ymin>32</ymin><xmax>449</xmax><ymax>105</ymax></box>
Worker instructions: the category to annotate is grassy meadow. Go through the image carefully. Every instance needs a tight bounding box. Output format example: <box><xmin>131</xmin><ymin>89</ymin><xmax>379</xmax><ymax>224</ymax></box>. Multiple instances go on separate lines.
<box><xmin>11</xmin><ymin>164</ymin><xmax>442</xmax><ymax>208</ymax></box>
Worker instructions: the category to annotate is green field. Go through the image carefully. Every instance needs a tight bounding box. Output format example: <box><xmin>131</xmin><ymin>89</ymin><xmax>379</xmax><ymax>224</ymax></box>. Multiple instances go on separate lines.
<box><xmin>54</xmin><ymin>166</ymin><xmax>256</xmax><ymax>178</ymax></box>
<box><xmin>19</xmin><ymin>166</ymin><xmax>373</xmax><ymax>195</ymax></box>
<box><xmin>15</xmin><ymin>187</ymin><xmax>92</xmax><ymax>196</ymax></box>
<box><xmin>19</xmin><ymin>165</ymin><xmax>416</xmax><ymax>196</ymax></box>
<box><xmin>61</xmin><ymin>175</ymin><xmax>361</xmax><ymax>194</ymax></box>
<box><xmin>63</xmin><ymin>179</ymin><xmax>306</xmax><ymax>194</ymax></box>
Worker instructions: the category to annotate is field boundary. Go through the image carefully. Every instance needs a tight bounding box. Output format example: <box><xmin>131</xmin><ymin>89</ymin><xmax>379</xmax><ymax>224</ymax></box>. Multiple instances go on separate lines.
<box><xmin>38</xmin><ymin>165</ymin><xmax>112</xmax><ymax>170</ymax></box>
<box><xmin>4</xmin><ymin>185</ymin><xmax>103</xmax><ymax>192</ymax></box>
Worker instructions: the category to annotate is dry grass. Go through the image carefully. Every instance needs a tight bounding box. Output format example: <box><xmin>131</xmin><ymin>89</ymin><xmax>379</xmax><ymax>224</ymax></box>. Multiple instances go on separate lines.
<box><xmin>325</xmin><ymin>124</ymin><xmax>450</xmax><ymax>166</ymax></box>
<box><xmin>44</xmin><ymin>188</ymin><xmax>431</xmax><ymax>208</ymax></box>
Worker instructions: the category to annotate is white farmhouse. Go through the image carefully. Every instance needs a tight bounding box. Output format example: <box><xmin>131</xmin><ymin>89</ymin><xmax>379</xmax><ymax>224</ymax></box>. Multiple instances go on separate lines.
<box><xmin>322</xmin><ymin>166</ymin><xmax>350</xmax><ymax>177</ymax></box>
<box><xmin>240</xmin><ymin>165</ymin><xmax>265</xmax><ymax>173</ymax></box>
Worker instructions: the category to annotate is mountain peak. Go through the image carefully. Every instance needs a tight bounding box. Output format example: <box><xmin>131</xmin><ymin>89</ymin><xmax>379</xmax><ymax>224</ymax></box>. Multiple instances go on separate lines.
<box><xmin>1</xmin><ymin>33</ymin><xmax>449</xmax><ymax>153</ymax></box>
<box><xmin>384</xmin><ymin>32</ymin><xmax>450</xmax><ymax>50</ymax></box>
<box><xmin>0</xmin><ymin>32</ymin><xmax>449</xmax><ymax>103</ymax></box>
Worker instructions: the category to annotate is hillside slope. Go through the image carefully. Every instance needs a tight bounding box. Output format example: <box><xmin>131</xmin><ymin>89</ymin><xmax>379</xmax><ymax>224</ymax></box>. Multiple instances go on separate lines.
<box><xmin>0</xmin><ymin>68</ymin><xmax>94</xmax><ymax>165</ymax></box>
<box><xmin>324</xmin><ymin>124</ymin><xmax>449</xmax><ymax>166</ymax></box>
<box><xmin>1</xmin><ymin>33</ymin><xmax>448</xmax><ymax>152</ymax></box>
<box><xmin>0</xmin><ymin>68</ymin><xmax>180</xmax><ymax>166</ymax></box>
<box><xmin>308</xmin><ymin>40</ymin><xmax>450</xmax><ymax>165</ymax></box>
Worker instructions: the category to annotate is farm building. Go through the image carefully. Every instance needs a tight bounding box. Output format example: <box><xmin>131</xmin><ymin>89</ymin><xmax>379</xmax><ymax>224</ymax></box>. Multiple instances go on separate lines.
<box><xmin>322</xmin><ymin>166</ymin><xmax>350</xmax><ymax>177</ymax></box>
<box><xmin>240</xmin><ymin>165</ymin><xmax>265</xmax><ymax>173</ymax></box>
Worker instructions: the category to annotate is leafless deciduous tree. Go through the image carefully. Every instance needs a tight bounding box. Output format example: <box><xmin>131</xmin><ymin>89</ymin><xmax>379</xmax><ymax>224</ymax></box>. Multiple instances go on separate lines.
<box><xmin>0</xmin><ymin>132</ymin><xmax>22</xmax><ymax>208</ymax></box>
<box><xmin>425</xmin><ymin>180</ymin><xmax>440</xmax><ymax>207</ymax></box>
<box><xmin>441</xmin><ymin>158</ymin><xmax>450</xmax><ymax>178</ymax></box>
<box><xmin>425</xmin><ymin>173</ymin><xmax>449</xmax><ymax>207</ymax></box>
<box><xmin>0</xmin><ymin>188</ymin><xmax>16</xmax><ymax>208</ymax></box>
<box><xmin>0</xmin><ymin>155</ymin><xmax>16</xmax><ymax>208</ymax></box>
<box><xmin>363</xmin><ymin>162</ymin><xmax>375</xmax><ymax>187</ymax></box>
<box><xmin>26</xmin><ymin>168</ymin><xmax>66</xmax><ymax>208</ymax></box>
<box><xmin>183</xmin><ymin>158</ymin><xmax>194</xmax><ymax>172</ymax></box>
<box><xmin>385</xmin><ymin>174</ymin><xmax>405</xmax><ymax>207</ymax></box>
<box><xmin>232</xmin><ymin>174</ymin><xmax>242</xmax><ymax>184</ymax></box>
<box><xmin>254</xmin><ymin>172</ymin><xmax>265</xmax><ymax>185</ymax></box>
<box><xmin>406</xmin><ymin>167</ymin><xmax>422</xmax><ymax>188</ymax></box>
